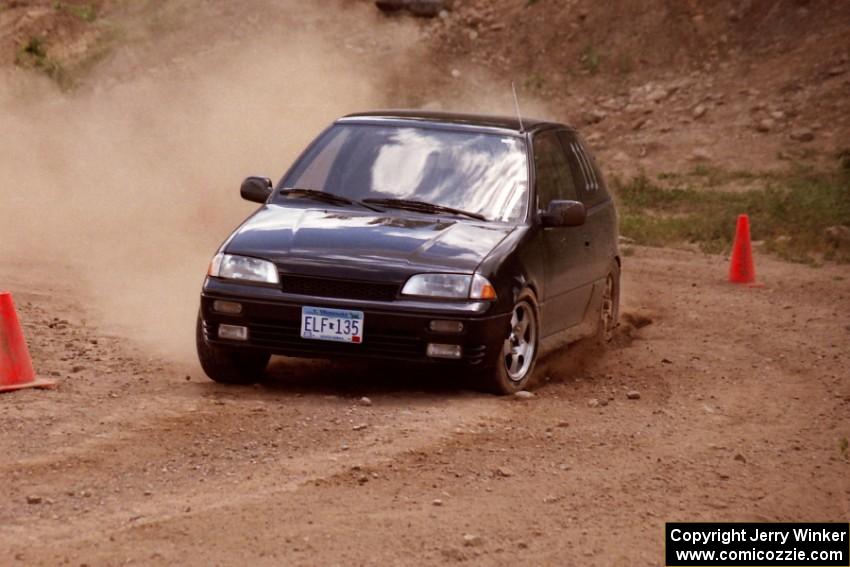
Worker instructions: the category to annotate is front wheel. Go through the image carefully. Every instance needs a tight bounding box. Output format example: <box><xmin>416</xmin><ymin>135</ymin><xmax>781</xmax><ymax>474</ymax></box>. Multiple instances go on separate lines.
<box><xmin>480</xmin><ymin>291</ymin><xmax>539</xmax><ymax>395</ymax></box>
<box><xmin>196</xmin><ymin>316</ymin><xmax>270</xmax><ymax>384</ymax></box>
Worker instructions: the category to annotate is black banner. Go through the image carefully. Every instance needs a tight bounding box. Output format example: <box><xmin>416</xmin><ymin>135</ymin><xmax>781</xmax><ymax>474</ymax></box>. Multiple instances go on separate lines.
<box><xmin>666</xmin><ymin>523</ymin><xmax>849</xmax><ymax>566</ymax></box>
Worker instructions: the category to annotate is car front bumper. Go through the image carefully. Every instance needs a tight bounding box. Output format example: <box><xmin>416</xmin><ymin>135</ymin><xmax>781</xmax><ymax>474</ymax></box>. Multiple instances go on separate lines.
<box><xmin>199</xmin><ymin>278</ymin><xmax>511</xmax><ymax>367</ymax></box>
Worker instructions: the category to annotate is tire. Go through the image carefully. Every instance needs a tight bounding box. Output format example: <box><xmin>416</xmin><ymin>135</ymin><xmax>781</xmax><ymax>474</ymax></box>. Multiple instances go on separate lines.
<box><xmin>480</xmin><ymin>290</ymin><xmax>540</xmax><ymax>395</ymax></box>
<box><xmin>196</xmin><ymin>315</ymin><xmax>270</xmax><ymax>384</ymax></box>
<box><xmin>593</xmin><ymin>261</ymin><xmax>621</xmax><ymax>345</ymax></box>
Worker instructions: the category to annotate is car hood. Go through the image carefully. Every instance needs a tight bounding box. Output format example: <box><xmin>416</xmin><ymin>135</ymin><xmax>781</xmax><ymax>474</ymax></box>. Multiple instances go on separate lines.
<box><xmin>223</xmin><ymin>205</ymin><xmax>516</xmax><ymax>281</ymax></box>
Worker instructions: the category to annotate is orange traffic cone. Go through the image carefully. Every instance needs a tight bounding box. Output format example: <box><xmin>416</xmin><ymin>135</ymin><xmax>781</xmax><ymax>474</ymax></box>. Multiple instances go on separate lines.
<box><xmin>728</xmin><ymin>214</ymin><xmax>758</xmax><ymax>285</ymax></box>
<box><xmin>0</xmin><ymin>292</ymin><xmax>54</xmax><ymax>392</ymax></box>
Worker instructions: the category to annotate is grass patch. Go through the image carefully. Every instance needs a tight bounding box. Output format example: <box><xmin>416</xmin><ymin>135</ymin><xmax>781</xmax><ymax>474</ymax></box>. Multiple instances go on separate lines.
<box><xmin>54</xmin><ymin>2</ymin><xmax>98</xmax><ymax>23</ymax></box>
<box><xmin>613</xmin><ymin>164</ymin><xmax>850</xmax><ymax>263</ymax></box>
<box><xmin>15</xmin><ymin>37</ymin><xmax>73</xmax><ymax>89</ymax></box>
<box><xmin>523</xmin><ymin>72</ymin><xmax>545</xmax><ymax>92</ymax></box>
<box><xmin>580</xmin><ymin>45</ymin><xmax>600</xmax><ymax>75</ymax></box>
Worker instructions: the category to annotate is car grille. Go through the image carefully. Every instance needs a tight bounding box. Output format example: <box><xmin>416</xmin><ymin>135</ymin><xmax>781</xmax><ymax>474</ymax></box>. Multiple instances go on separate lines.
<box><xmin>279</xmin><ymin>274</ymin><xmax>399</xmax><ymax>302</ymax></box>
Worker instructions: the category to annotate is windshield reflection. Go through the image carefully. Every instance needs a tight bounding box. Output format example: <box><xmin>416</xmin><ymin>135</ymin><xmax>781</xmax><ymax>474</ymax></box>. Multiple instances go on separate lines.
<box><xmin>280</xmin><ymin>124</ymin><xmax>529</xmax><ymax>222</ymax></box>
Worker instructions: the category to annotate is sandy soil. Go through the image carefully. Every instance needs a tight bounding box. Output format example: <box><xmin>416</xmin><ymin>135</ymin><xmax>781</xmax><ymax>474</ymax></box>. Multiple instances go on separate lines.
<box><xmin>2</xmin><ymin>246</ymin><xmax>848</xmax><ymax>566</ymax></box>
<box><xmin>1</xmin><ymin>1</ymin><xmax>849</xmax><ymax>565</ymax></box>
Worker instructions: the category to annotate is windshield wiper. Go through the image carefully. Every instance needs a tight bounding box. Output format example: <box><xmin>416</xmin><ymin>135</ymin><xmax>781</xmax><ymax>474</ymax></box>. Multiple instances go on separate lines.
<box><xmin>362</xmin><ymin>198</ymin><xmax>486</xmax><ymax>221</ymax></box>
<box><xmin>280</xmin><ymin>188</ymin><xmax>382</xmax><ymax>212</ymax></box>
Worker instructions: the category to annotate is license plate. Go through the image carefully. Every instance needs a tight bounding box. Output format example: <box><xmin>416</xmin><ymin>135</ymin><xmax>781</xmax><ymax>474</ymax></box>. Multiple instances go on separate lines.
<box><xmin>300</xmin><ymin>306</ymin><xmax>364</xmax><ymax>344</ymax></box>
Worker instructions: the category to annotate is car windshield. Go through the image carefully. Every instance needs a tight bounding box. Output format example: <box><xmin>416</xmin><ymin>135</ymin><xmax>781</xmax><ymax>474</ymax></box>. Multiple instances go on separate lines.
<box><xmin>277</xmin><ymin>124</ymin><xmax>529</xmax><ymax>223</ymax></box>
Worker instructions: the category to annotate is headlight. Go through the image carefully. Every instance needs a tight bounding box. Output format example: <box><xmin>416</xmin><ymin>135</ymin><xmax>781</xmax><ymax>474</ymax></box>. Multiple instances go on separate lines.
<box><xmin>208</xmin><ymin>253</ymin><xmax>279</xmax><ymax>284</ymax></box>
<box><xmin>401</xmin><ymin>273</ymin><xmax>496</xmax><ymax>300</ymax></box>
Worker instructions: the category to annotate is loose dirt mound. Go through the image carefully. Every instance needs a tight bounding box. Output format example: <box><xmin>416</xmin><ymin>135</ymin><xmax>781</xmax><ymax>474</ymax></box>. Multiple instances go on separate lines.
<box><xmin>423</xmin><ymin>0</ymin><xmax>850</xmax><ymax>173</ymax></box>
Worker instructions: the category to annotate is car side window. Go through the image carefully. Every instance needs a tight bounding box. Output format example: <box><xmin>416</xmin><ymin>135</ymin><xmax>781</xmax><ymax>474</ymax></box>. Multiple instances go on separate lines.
<box><xmin>287</xmin><ymin>127</ymin><xmax>353</xmax><ymax>191</ymax></box>
<box><xmin>532</xmin><ymin>131</ymin><xmax>578</xmax><ymax>210</ymax></box>
<box><xmin>557</xmin><ymin>131</ymin><xmax>608</xmax><ymax>207</ymax></box>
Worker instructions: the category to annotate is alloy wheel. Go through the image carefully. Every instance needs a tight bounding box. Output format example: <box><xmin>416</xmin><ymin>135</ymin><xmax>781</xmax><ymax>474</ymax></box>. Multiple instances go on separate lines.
<box><xmin>503</xmin><ymin>301</ymin><xmax>537</xmax><ymax>382</ymax></box>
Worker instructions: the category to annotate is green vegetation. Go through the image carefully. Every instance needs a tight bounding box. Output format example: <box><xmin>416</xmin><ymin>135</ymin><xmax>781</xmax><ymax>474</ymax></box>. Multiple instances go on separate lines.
<box><xmin>580</xmin><ymin>45</ymin><xmax>600</xmax><ymax>74</ymax></box>
<box><xmin>54</xmin><ymin>2</ymin><xmax>98</xmax><ymax>23</ymax></box>
<box><xmin>15</xmin><ymin>37</ymin><xmax>72</xmax><ymax>89</ymax></box>
<box><xmin>523</xmin><ymin>72</ymin><xmax>545</xmax><ymax>92</ymax></box>
<box><xmin>613</xmin><ymin>164</ymin><xmax>850</xmax><ymax>263</ymax></box>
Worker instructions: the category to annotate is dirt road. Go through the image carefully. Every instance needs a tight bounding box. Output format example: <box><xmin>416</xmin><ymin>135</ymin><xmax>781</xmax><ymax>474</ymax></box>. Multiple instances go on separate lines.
<box><xmin>2</xmin><ymin>246</ymin><xmax>847</xmax><ymax>566</ymax></box>
<box><xmin>1</xmin><ymin>1</ymin><xmax>848</xmax><ymax>565</ymax></box>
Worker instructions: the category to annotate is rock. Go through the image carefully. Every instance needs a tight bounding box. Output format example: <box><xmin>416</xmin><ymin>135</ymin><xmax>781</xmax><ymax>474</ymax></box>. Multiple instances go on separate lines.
<box><xmin>755</xmin><ymin>118</ymin><xmax>775</xmax><ymax>133</ymax></box>
<box><xmin>647</xmin><ymin>88</ymin><xmax>669</xmax><ymax>103</ymax></box>
<box><xmin>71</xmin><ymin>365</ymin><xmax>85</xmax><ymax>373</ymax></box>
<box><xmin>825</xmin><ymin>225</ymin><xmax>850</xmax><ymax>244</ymax></box>
<box><xmin>450</xmin><ymin>68</ymin><xmax>461</xmax><ymax>79</ymax></box>
<box><xmin>770</xmin><ymin>110</ymin><xmax>786</xmax><ymax>120</ymax></box>
<box><xmin>790</xmin><ymin>127</ymin><xmax>814</xmax><ymax>142</ymax></box>
<box><xmin>375</xmin><ymin>0</ymin><xmax>445</xmax><ymax>17</ymax></box>
<box><xmin>352</xmin><ymin>424</ymin><xmax>368</xmax><ymax>431</ymax></box>
<box><xmin>514</xmin><ymin>390</ymin><xmax>535</xmax><ymax>399</ymax></box>
<box><xmin>358</xmin><ymin>396</ymin><xmax>373</xmax><ymax>407</ymax></box>
<box><xmin>690</xmin><ymin>148</ymin><xmax>711</xmax><ymax>161</ymax></box>
<box><xmin>692</xmin><ymin>104</ymin><xmax>707</xmax><ymax>118</ymax></box>
<box><xmin>495</xmin><ymin>466</ymin><xmax>514</xmax><ymax>477</ymax></box>
<box><xmin>734</xmin><ymin>453</ymin><xmax>747</xmax><ymax>463</ymax></box>
<box><xmin>587</xmin><ymin>398</ymin><xmax>601</xmax><ymax>408</ymax></box>
<box><xmin>463</xmin><ymin>534</ymin><xmax>483</xmax><ymax>547</ymax></box>
<box><xmin>26</xmin><ymin>495</ymin><xmax>42</xmax><ymax>505</ymax></box>
<box><xmin>585</xmin><ymin>109</ymin><xmax>608</xmax><ymax>124</ymax></box>
<box><xmin>626</xmin><ymin>390</ymin><xmax>641</xmax><ymax>400</ymax></box>
<box><xmin>432</xmin><ymin>498</ymin><xmax>444</xmax><ymax>506</ymax></box>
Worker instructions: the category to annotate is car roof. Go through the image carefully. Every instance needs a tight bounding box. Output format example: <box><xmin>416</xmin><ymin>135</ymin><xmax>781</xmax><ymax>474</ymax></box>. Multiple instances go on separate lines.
<box><xmin>338</xmin><ymin>110</ymin><xmax>570</xmax><ymax>134</ymax></box>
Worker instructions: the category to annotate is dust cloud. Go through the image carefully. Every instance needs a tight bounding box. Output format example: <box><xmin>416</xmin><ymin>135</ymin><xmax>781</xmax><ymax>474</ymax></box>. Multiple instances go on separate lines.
<box><xmin>0</xmin><ymin>3</ymin><xmax>552</xmax><ymax>365</ymax></box>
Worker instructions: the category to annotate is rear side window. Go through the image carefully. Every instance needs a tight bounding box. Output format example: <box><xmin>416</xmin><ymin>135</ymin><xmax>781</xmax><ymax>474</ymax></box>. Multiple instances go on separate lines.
<box><xmin>532</xmin><ymin>130</ymin><xmax>578</xmax><ymax>209</ymax></box>
<box><xmin>557</xmin><ymin>131</ymin><xmax>609</xmax><ymax>207</ymax></box>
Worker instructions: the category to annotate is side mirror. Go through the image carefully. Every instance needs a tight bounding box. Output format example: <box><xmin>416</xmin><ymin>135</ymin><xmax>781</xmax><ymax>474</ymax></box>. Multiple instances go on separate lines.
<box><xmin>540</xmin><ymin>200</ymin><xmax>587</xmax><ymax>228</ymax></box>
<box><xmin>240</xmin><ymin>176</ymin><xmax>273</xmax><ymax>203</ymax></box>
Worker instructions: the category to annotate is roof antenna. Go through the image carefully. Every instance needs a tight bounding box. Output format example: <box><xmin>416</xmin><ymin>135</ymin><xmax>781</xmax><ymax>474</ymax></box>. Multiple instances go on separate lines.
<box><xmin>511</xmin><ymin>81</ymin><xmax>525</xmax><ymax>133</ymax></box>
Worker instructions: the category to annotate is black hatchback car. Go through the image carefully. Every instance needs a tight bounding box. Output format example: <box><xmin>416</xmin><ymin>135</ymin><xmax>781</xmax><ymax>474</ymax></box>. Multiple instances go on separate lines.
<box><xmin>197</xmin><ymin>110</ymin><xmax>620</xmax><ymax>394</ymax></box>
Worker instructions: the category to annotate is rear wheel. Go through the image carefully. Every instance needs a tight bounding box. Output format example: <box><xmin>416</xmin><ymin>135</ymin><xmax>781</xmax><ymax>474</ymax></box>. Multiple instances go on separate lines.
<box><xmin>196</xmin><ymin>316</ymin><xmax>270</xmax><ymax>384</ymax></box>
<box><xmin>481</xmin><ymin>291</ymin><xmax>539</xmax><ymax>395</ymax></box>
<box><xmin>594</xmin><ymin>262</ymin><xmax>620</xmax><ymax>345</ymax></box>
